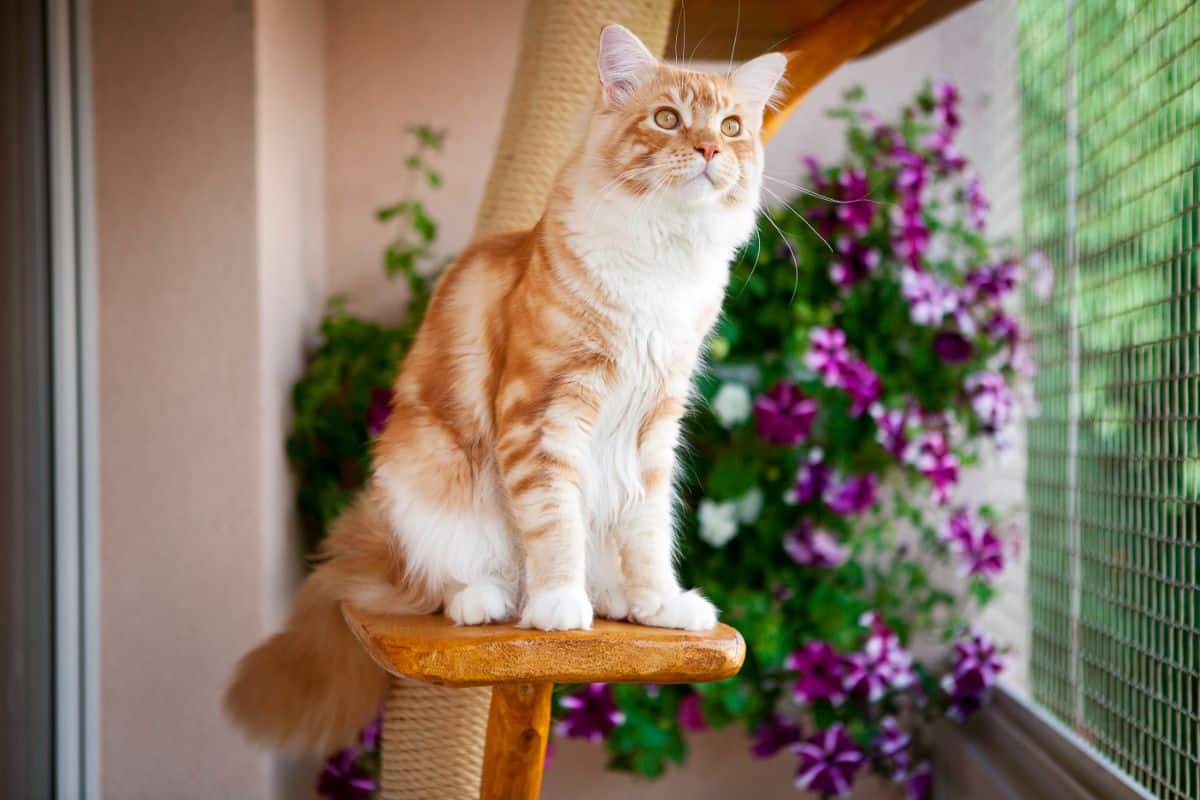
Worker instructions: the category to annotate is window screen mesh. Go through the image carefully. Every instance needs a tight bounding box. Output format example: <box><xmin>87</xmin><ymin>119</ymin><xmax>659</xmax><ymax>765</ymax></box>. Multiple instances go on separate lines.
<box><xmin>1018</xmin><ymin>1</ymin><xmax>1199</xmax><ymax>798</ymax></box>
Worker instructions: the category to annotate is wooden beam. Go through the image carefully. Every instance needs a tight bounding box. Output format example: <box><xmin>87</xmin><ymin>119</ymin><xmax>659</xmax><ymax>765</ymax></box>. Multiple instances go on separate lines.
<box><xmin>762</xmin><ymin>0</ymin><xmax>930</xmax><ymax>142</ymax></box>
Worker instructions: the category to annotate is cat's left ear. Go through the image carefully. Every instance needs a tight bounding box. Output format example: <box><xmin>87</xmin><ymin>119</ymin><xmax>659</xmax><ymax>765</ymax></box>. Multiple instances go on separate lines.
<box><xmin>597</xmin><ymin>24</ymin><xmax>658</xmax><ymax>107</ymax></box>
<box><xmin>732</xmin><ymin>52</ymin><xmax>788</xmax><ymax>120</ymax></box>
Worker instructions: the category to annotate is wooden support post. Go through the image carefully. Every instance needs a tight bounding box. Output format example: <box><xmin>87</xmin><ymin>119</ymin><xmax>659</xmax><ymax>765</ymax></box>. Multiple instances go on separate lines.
<box><xmin>480</xmin><ymin>683</ymin><xmax>554</xmax><ymax>800</ymax></box>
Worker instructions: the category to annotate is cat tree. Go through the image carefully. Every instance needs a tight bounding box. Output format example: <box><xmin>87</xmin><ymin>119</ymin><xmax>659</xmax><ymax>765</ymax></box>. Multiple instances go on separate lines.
<box><xmin>348</xmin><ymin>0</ymin><xmax>974</xmax><ymax>797</ymax></box>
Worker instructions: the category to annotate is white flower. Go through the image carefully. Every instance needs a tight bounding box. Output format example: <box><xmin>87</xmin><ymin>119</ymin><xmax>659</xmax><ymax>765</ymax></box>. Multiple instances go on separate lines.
<box><xmin>698</xmin><ymin>499</ymin><xmax>739</xmax><ymax>548</ymax></box>
<box><xmin>711</xmin><ymin>383</ymin><xmax>752</xmax><ymax>428</ymax></box>
<box><xmin>734</xmin><ymin>487</ymin><xmax>764</xmax><ymax>524</ymax></box>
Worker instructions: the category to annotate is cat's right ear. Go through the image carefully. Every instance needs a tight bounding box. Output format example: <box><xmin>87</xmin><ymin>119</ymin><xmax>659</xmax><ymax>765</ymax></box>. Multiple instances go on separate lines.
<box><xmin>597</xmin><ymin>24</ymin><xmax>657</xmax><ymax>107</ymax></box>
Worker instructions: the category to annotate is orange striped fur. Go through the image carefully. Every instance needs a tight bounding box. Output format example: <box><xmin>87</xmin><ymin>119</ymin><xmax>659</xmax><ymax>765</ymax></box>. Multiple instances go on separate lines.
<box><xmin>225</xmin><ymin>25</ymin><xmax>785</xmax><ymax>752</ymax></box>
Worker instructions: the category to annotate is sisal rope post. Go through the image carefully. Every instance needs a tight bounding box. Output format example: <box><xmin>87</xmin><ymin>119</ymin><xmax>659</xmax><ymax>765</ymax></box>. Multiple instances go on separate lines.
<box><xmin>473</xmin><ymin>0</ymin><xmax>677</xmax><ymax>237</ymax></box>
<box><xmin>379</xmin><ymin>2</ymin><xmax>674</xmax><ymax>798</ymax></box>
<box><xmin>380</xmin><ymin>682</ymin><xmax>492</xmax><ymax>799</ymax></box>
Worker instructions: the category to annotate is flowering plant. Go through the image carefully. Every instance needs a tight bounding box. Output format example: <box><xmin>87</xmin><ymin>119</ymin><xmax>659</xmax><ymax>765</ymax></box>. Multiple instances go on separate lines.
<box><xmin>553</xmin><ymin>82</ymin><xmax>1042</xmax><ymax>796</ymax></box>
<box><xmin>300</xmin><ymin>84</ymin><xmax>1043</xmax><ymax>797</ymax></box>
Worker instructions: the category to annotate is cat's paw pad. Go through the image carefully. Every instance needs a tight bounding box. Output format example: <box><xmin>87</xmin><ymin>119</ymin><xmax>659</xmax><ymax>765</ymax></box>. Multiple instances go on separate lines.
<box><xmin>446</xmin><ymin>582</ymin><xmax>513</xmax><ymax>626</ymax></box>
<box><xmin>630</xmin><ymin>589</ymin><xmax>718</xmax><ymax>631</ymax></box>
<box><xmin>520</xmin><ymin>585</ymin><xmax>594</xmax><ymax>631</ymax></box>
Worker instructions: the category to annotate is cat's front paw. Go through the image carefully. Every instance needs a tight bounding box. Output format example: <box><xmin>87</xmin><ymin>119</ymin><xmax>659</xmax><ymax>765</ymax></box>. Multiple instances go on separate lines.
<box><xmin>520</xmin><ymin>585</ymin><xmax>594</xmax><ymax>631</ymax></box>
<box><xmin>445</xmin><ymin>581</ymin><xmax>514</xmax><ymax>625</ymax></box>
<box><xmin>629</xmin><ymin>589</ymin><xmax>718</xmax><ymax>631</ymax></box>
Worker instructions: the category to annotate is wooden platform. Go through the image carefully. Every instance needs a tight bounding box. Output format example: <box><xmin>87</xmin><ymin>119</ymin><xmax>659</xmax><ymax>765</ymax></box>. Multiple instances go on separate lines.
<box><xmin>342</xmin><ymin>605</ymin><xmax>746</xmax><ymax>688</ymax></box>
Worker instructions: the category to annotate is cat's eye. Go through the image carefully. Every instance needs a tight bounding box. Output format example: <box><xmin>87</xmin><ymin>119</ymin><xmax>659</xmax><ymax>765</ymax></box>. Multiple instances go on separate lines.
<box><xmin>721</xmin><ymin>116</ymin><xmax>742</xmax><ymax>137</ymax></box>
<box><xmin>653</xmin><ymin>108</ymin><xmax>680</xmax><ymax>130</ymax></box>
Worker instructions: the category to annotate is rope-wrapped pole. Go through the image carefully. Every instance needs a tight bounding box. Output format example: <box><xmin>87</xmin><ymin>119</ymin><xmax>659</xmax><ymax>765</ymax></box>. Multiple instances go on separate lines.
<box><xmin>379</xmin><ymin>2</ymin><xmax>674</xmax><ymax>798</ymax></box>
<box><xmin>473</xmin><ymin>0</ymin><xmax>676</xmax><ymax>236</ymax></box>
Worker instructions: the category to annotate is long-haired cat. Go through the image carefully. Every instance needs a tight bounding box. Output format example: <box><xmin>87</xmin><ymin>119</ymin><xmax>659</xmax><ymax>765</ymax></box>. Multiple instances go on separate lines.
<box><xmin>226</xmin><ymin>24</ymin><xmax>786</xmax><ymax>752</ymax></box>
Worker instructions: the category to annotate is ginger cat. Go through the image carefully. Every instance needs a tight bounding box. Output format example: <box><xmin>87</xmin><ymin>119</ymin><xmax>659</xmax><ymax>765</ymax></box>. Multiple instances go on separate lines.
<box><xmin>226</xmin><ymin>24</ymin><xmax>785</xmax><ymax>752</ymax></box>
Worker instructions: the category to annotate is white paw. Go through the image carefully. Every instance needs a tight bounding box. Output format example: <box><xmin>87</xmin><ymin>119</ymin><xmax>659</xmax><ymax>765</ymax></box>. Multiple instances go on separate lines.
<box><xmin>630</xmin><ymin>589</ymin><xmax>718</xmax><ymax>631</ymax></box>
<box><xmin>590</xmin><ymin>583</ymin><xmax>631</xmax><ymax>621</ymax></box>
<box><xmin>446</xmin><ymin>582</ymin><xmax>513</xmax><ymax>626</ymax></box>
<box><xmin>520</xmin><ymin>585</ymin><xmax>594</xmax><ymax>631</ymax></box>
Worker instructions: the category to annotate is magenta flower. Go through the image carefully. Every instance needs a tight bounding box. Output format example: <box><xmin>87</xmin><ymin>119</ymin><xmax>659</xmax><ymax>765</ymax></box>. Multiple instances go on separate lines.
<box><xmin>678</xmin><ymin>691</ymin><xmax>708</xmax><ymax>732</ymax></box>
<box><xmin>750</xmin><ymin>714</ymin><xmax>802</xmax><ymax>759</ymax></box>
<box><xmin>906</xmin><ymin>762</ymin><xmax>933</xmax><ymax>800</ymax></box>
<box><xmin>359</xmin><ymin>711</ymin><xmax>382</xmax><ymax>751</ymax></box>
<box><xmin>966</xmin><ymin>174</ymin><xmax>989</xmax><ymax>230</ymax></box>
<box><xmin>872</xmin><ymin>717</ymin><xmax>911</xmax><ymax>779</ymax></box>
<box><xmin>786</xmin><ymin>641</ymin><xmax>846</xmax><ymax>705</ymax></box>
<box><xmin>942</xmin><ymin>628</ymin><xmax>1005</xmax><ymax>721</ymax></box>
<box><xmin>965</xmin><ymin>371</ymin><xmax>1015</xmax><ymax>433</ymax></box>
<box><xmin>933</xmin><ymin>80</ymin><xmax>961</xmax><ymax>132</ymax></box>
<box><xmin>805</xmin><ymin>327</ymin><xmax>851</xmax><ymax>385</ymax></box>
<box><xmin>872</xmin><ymin>404</ymin><xmax>914</xmax><ymax>458</ymax></box>
<box><xmin>943</xmin><ymin>509</ymin><xmax>1004</xmax><ymax>578</ymax></box>
<box><xmin>901</xmin><ymin>268</ymin><xmax>949</xmax><ymax>326</ymax></box>
<box><xmin>835</xmin><ymin>169</ymin><xmax>875</xmax><ymax>234</ymax></box>
<box><xmin>792</xmin><ymin>725</ymin><xmax>867</xmax><ymax>797</ymax></box>
<box><xmin>933</xmin><ymin>331</ymin><xmax>974</xmax><ymax>364</ymax></box>
<box><xmin>830</xmin><ymin>237</ymin><xmax>881</xmax><ymax>288</ymax></box>
<box><xmin>842</xmin><ymin>613</ymin><xmax>915</xmax><ymax>702</ymax></box>
<box><xmin>893</xmin><ymin>147</ymin><xmax>929</xmax><ymax>198</ymax></box>
<box><xmin>924</xmin><ymin>129</ymin><xmax>966</xmax><ymax>173</ymax></box>
<box><xmin>788</xmin><ymin>450</ymin><xmax>831</xmax><ymax>505</ymax></box>
<box><xmin>894</xmin><ymin>211</ymin><xmax>931</xmax><ymax>270</ymax></box>
<box><xmin>317</xmin><ymin>750</ymin><xmax>377</xmax><ymax>800</ymax></box>
<box><xmin>754</xmin><ymin>381</ymin><xmax>818</xmax><ymax>446</ymax></box>
<box><xmin>986</xmin><ymin>312</ymin><xmax>1020</xmax><ymax>345</ymax></box>
<box><xmin>366</xmin><ymin>387</ymin><xmax>393</xmax><ymax>437</ymax></box>
<box><xmin>965</xmin><ymin>259</ymin><xmax>1019</xmax><ymax>306</ymax></box>
<box><xmin>557</xmin><ymin>683</ymin><xmax>625</xmax><ymax>742</ymax></box>
<box><xmin>785</xmin><ymin>520</ymin><xmax>848</xmax><ymax>568</ymax></box>
<box><xmin>837</xmin><ymin>358</ymin><xmax>882</xmax><ymax>416</ymax></box>
<box><xmin>909</xmin><ymin>431</ymin><xmax>959</xmax><ymax>505</ymax></box>
<box><xmin>824</xmin><ymin>473</ymin><xmax>878</xmax><ymax>516</ymax></box>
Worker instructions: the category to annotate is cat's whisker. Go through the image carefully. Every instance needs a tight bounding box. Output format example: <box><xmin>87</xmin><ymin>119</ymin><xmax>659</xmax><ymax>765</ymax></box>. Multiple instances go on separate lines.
<box><xmin>756</xmin><ymin>202</ymin><xmax>802</xmax><ymax>302</ymax></box>
<box><xmin>761</xmin><ymin>185</ymin><xmax>835</xmax><ymax>254</ymax></box>
<box><xmin>763</xmin><ymin>173</ymin><xmax>894</xmax><ymax>210</ymax></box>
<box><xmin>727</xmin><ymin>0</ymin><xmax>741</xmax><ymax>72</ymax></box>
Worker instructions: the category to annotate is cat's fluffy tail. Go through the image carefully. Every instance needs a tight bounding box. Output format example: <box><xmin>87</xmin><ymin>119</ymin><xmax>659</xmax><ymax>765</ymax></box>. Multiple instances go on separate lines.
<box><xmin>224</xmin><ymin>485</ymin><xmax>437</xmax><ymax>753</ymax></box>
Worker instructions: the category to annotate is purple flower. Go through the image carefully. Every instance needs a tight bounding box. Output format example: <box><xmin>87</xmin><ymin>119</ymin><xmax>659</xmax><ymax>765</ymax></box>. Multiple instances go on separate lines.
<box><xmin>786</xmin><ymin>641</ymin><xmax>846</xmax><ymax>705</ymax></box>
<box><xmin>965</xmin><ymin>371</ymin><xmax>1015</xmax><ymax>433</ymax></box>
<box><xmin>838</xmin><ymin>358</ymin><xmax>882</xmax><ymax>416</ymax></box>
<box><xmin>750</xmin><ymin>714</ymin><xmax>802</xmax><ymax>759</ymax></box>
<box><xmin>678</xmin><ymin>691</ymin><xmax>708</xmax><ymax>731</ymax></box>
<box><xmin>317</xmin><ymin>750</ymin><xmax>377</xmax><ymax>800</ymax></box>
<box><xmin>873</xmin><ymin>717</ymin><xmax>911</xmax><ymax>779</ymax></box>
<box><xmin>942</xmin><ymin>628</ymin><xmax>1006</xmax><ymax>721</ymax></box>
<box><xmin>965</xmin><ymin>259</ymin><xmax>1020</xmax><ymax>306</ymax></box>
<box><xmin>893</xmin><ymin>147</ymin><xmax>929</xmax><ymax>198</ymax></box>
<box><xmin>359</xmin><ymin>711</ymin><xmax>382</xmax><ymax>751</ymax></box>
<box><xmin>754</xmin><ymin>381</ymin><xmax>818</xmax><ymax>446</ymax></box>
<box><xmin>909</xmin><ymin>431</ymin><xmax>959</xmax><ymax>505</ymax></box>
<box><xmin>906</xmin><ymin>762</ymin><xmax>933</xmax><ymax>800</ymax></box>
<box><xmin>966</xmin><ymin>175</ymin><xmax>989</xmax><ymax>230</ymax></box>
<box><xmin>824</xmin><ymin>473</ymin><xmax>878</xmax><ymax>516</ymax></box>
<box><xmin>835</xmin><ymin>169</ymin><xmax>875</xmax><ymax>234</ymax></box>
<box><xmin>942</xmin><ymin>508</ymin><xmax>1004</xmax><ymax>578</ymax></box>
<box><xmin>805</xmin><ymin>327</ymin><xmax>851</xmax><ymax>386</ymax></box>
<box><xmin>924</xmin><ymin>129</ymin><xmax>966</xmax><ymax>173</ymax></box>
<box><xmin>901</xmin><ymin>268</ymin><xmax>949</xmax><ymax>326</ymax></box>
<box><xmin>830</xmin><ymin>237</ymin><xmax>881</xmax><ymax>288</ymax></box>
<box><xmin>792</xmin><ymin>725</ymin><xmax>866</xmax><ymax>797</ymax></box>
<box><xmin>366</xmin><ymin>387</ymin><xmax>393</xmax><ymax>437</ymax></box>
<box><xmin>1027</xmin><ymin>250</ymin><xmax>1054</xmax><ymax>301</ymax></box>
<box><xmin>788</xmin><ymin>450</ymin><xmax>831</xmax><ymax>505</ymax></box>
<box><xmin>842</xmin><ymin>613</ymin><xmax>916</xmax><ymax>702</ymax></box>
<box><xmin>894</xmin><ymin>211</ymin><xmax>931</xmax><ymax>270</ymax></box>
<box><xmin>933</xmin><ymin>331</ymin><xmax>974</xmax><ymax>364</ymax></box>
<box><xmin>933</xmin><ymin>80</ymin><xmax>961</xmax><ymax>132</ymax></box>
<box><xmin>985</xmin><ymin>312</ymin><xmax>1020</xmax><ymax>345</ymax></box>
<box><xmin>557</xmin><ymin>683</ymin><xmax>625</xmax><ymax>742</ymax></box>
<box><xmin>872</xmin><ymin>404</ymin><xmax>914</xmax><ymax>458</ymax></box>
<box><xmin>785</xmin><ymin>520</ymin><xmax>848</xmax><ymax>568</ymax></box>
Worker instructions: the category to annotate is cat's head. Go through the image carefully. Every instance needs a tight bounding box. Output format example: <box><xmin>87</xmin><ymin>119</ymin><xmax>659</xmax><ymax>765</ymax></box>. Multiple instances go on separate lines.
<box><xmin>587</xmin><ymin>24</ymin><xmax>787</xmax><ymax>212</ymax></box>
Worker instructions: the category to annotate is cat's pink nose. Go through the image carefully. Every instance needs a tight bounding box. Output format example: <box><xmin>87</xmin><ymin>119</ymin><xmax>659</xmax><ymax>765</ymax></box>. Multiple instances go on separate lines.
<box><xmin>695</xmin><ymin>144</ymin><xmax>720</xmax><ymax>162</ymax></box>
